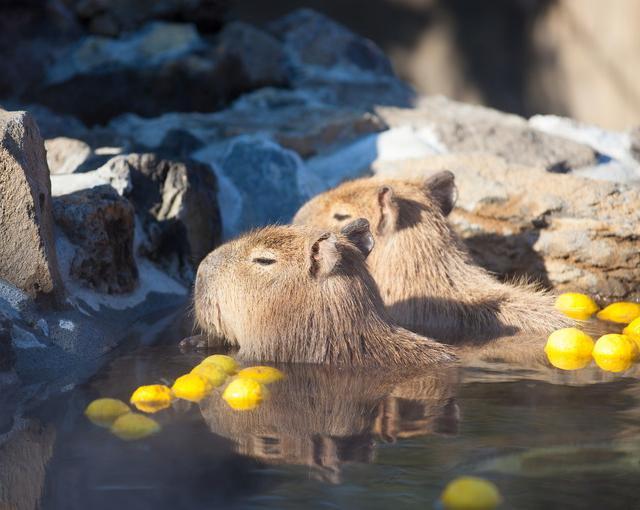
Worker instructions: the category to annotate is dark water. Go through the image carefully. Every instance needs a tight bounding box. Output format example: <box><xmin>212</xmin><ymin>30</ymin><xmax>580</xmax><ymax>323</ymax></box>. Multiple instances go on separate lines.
<box><xmin>3</xmin><ymin>334</ymin><xmax>640</xmax><ymax>510</ymax></box>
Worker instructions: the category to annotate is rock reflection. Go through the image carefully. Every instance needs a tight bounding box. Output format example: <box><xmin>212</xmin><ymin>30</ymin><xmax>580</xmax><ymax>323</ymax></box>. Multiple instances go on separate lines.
<box><xmin>200</xmin><ymin>365</ymin><xmax>459</xmax><ymax>482</ymax></box>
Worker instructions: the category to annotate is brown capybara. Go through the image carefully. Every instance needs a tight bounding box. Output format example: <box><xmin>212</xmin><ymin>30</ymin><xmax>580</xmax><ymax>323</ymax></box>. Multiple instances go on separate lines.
<box><xmin>193</xmin><ymin>219</ymin><xmax>455</xmax><ymax>365</ymax></box>
<box><xmin>293</xmin><ymin>172</ymin><xmax>572</xmax><ymax>343</ymax></box>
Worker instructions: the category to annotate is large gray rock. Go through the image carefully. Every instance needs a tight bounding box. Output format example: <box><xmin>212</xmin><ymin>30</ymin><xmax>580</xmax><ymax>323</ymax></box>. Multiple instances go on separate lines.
<box><xmin>378</xmin><ymin>97</ymin><xmax>599</xmax><ymax>172</ymax></box>
<box><xmin>0</xmin><ymin>110</ymin><xmax>64</xmax><ymax>303</ymax></box>
<box><xmin>205</xmin><ymin>136</ymin><xmax>306</xmax><ymax>235</ymax></box>
<box><xmin>269</xmin><ymin>9</ymin><xmax>414</xmax><ymax>109</ymax></box>
<box><xmin>53</xmin><ymin>185</ymin><xmax>138</xmax><ymax>294</ymax></box>
<box><xmin>124</xmin><ymin>154</ymin><xmax>222</xmax><ymax>281</ymax></box>
<box><xmin>374</xmin><ymin>153</ymin><xmax>640</xmax><ymax>301</ymax></box>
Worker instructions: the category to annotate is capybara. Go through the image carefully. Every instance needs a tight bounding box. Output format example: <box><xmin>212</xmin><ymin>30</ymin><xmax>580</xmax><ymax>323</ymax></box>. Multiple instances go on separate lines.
<box><xmin>293</xmin><ymin>172</ymin><xmax>572</xmax><ymax>343</ymax></box>
<box><xmin>193</xmin><ymin>219</ymin><xmax>455</xmax><ymax>365</ymax></box>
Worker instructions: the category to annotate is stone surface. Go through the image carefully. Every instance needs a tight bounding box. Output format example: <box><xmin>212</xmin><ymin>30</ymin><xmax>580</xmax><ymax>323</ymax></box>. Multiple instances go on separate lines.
<box><xmin>72</xmin><ymin>0</ymin><xmax>227</xmax><ymax>35</ymax></box>
<box><xmin>269</xmin><ymin>8</ymin><xmax>414</xmax><ymax>109</ymax></box>
<box><xmin>0</xmin><ymin>110</ymin><xmax>64</xmax><ymax>302</ymax></box>
<box><xmin>35</xmin><ymin>21</ymin><xmax>287</xmax><ymax>125</ymax></box>
<box><xmin>124</xmin><ymin>154</ymin><xmax>222</xmax><ymax>281</ymax></box>
<box><xmin>45</xmin><ymin>137</ymin><xmax>92</xmax><ymax>175</ymax></box>
<box><xmin>196</xmin><ymin>135</ymin><xmax>306</xmax><ymax>235</ymax></box>
<box><xmin>215</xmin><ymin>22</ymin><xmax>287</xmax><ymax>89</ymax></box>
<box><xmin>378</xmin><ymin>96</ymin><xmax>599</xmax><ymax>172</ymax></box>
<box><xmin>112</xmin><ymin>88</ymin><xmax>386</xmax><ymax>159</ymax></box>
<box><xmin>630</xmin><ymin>125</ymin><xmax>640</xmax><ymax>163</ymax></box>
<box><xmin>374</xmin><ymin>153</ymin><xmax>640</xmax><ymax>301</ymax></box>
<box><xmin>50</xmin><ymin>152</ymin><xmax>131</xmax><ymax>196</ymax></box>
<box><xmin>0</xmin><ymin>311</ymin><xmax>15</xmax><ymax>372</ymax></box>
<box><xmin>53</xmin><ymin>185</ymin><xmax>138</xmax><ymax>294</ymax></box>
<box><xmin>529</xmin><ymin>114</ymin><xmax>640</xmax><ymax>183</ymax></box>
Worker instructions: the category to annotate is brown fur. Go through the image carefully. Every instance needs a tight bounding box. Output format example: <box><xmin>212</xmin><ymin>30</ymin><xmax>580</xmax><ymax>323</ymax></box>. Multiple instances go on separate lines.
<box><xmin>293</xmin><ymin>172</ymin><xmax>573</xmax><ymax>343</ymax></box>
<box><xmin>193</xmin><ymin>221</ymin><xmax>455</xmax><ymax>366</ymax></box>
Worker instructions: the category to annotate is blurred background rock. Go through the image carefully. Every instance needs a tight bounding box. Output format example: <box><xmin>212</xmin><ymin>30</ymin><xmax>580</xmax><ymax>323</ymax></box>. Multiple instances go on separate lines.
<box><xmin>232</xmin><ymin>0</ymin><xmax>640</xmax><ymax>130</ymax></box>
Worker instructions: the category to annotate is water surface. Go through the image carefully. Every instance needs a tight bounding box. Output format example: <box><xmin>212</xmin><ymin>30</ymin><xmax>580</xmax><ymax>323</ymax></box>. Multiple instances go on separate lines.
<box><xmin>4</xmin><ymin>333</ymin><xmax>640</xmax><ymax>510</ymax></box>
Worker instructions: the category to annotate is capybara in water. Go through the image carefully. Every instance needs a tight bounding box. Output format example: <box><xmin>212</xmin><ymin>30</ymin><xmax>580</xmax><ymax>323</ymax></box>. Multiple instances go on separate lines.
<box><xmin>193</xmin><ymin>219</ymin><xmax>455</xmax><ymax>365</ymax></box>
<box><xmin>293</xmin><ymin>172</ymin><xmax>572</xmax><ymax>343</ymax></box>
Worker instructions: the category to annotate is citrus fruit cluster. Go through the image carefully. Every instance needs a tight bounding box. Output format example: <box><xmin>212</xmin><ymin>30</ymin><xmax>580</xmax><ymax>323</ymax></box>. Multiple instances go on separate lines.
<box><xmin>84</xmin><ymin>354</ymin><xmax>284</xmax><ymax>441</ymax></box>
<box><xmin>548</xmin><ymin>293</ymin><xmax>640</xmax><ymax>372</ymax></box>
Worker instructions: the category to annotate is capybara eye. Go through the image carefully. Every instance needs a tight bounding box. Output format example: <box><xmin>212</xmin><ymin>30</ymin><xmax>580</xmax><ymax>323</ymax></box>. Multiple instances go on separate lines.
<box><xmin>252</xmin><ymin>257</ymin><xmax>276</xmax><ymax>266</ymax></box>
<box><xmin>333</xmin><ymin>213</ymin><xmax>351</xmax><ymax>221</ymax></box>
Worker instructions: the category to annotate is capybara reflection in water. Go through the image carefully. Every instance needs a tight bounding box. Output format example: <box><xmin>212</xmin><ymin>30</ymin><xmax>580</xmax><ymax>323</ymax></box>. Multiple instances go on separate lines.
<box><xmin>293</xmin><ymin>171</ymin><xmax>572</xmax><ymax>343</ymax></box>
<box><xmin>193</xmin><ymin>219</ymin><xmax>455</xmax><ymax>365</ymax></box>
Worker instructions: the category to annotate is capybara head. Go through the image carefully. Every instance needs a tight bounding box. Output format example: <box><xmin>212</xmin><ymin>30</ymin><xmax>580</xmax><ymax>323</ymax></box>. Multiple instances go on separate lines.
<box><xmin>194</xmin><ymin>220</ymin><xmax>455</xmax><ymax>365</ymax></box>
<box><xmin>292</xmin><ymin>171</ymin><xmax>457</xmax><ymax>242</ymax></box>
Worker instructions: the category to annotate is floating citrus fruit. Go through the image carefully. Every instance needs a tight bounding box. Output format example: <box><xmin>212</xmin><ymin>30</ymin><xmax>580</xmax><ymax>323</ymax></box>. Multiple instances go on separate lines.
<box><xmin>440</xmin><ymin>476</ymin><xmax>502</xmax><ymax>510</ymax></box>
<box><xmin>592</xmin><ymin>334</ymin><xmax>638</xmax><ymax>373</ymax></box>
<box><xmin>191</xmin><ymin>363</ymin><xmax>227</xmax><ymax>387</ymax></box>
<box><xmin>596</xmin><ymin>302</ymin><xmax>640</xmax><ymax>324</ymax></box>
<box><xmin>200</xmin><ymin>354</ymin><xmax>238</xmax><ymax>375</ymax></box>
<box><xmin>130</xmin><ymin>384</ymin><xmax>173</xmax><ymax>413</ymax></box>
<box><xmin>222</xmin><ymin>377</ymin><xmax>267</xmax><ymax>411</ymax></box>
<box><xmin>171</xmin><ymin>373</ymin><xmax>214</xmax><ymax>402</ymax></box>
<box><xmin>110</xmin><ymin>413</ymin><xmax>161</xmax><ymax>441</ymax></box>
<box><xmin>554</xmin><ymin>293</ymin><xmax>599</xmax><ymax>320</ymax></box>
<box><xmin>546</xmin><ymin>351</ymin><xmax>592</xmax><ymax>371</ymax></box>
<box><xmin>622</xmin><ymin>317</ymin><xmax>640</xmax><ymax>347</ymax></box>
<box><xmin>236</xmin><ymin>366</ymin><xmax>284</xmax><ymax>384</ymax></box>
<box><xmin>84</xmin><ymin>398</ymin><xmax>130</xmax><ymax>427</ymax></box>
<box><xmin>545</xmin><ymin>328</ymin><xmax>594</xmax><ymax>358</ymax></box>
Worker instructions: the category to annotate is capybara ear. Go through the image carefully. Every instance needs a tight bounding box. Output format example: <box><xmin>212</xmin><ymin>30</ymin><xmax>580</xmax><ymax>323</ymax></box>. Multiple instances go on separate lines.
<box><xmin>341</xmin><ymin>218</ymin><xmax>375</xmax><ymax>258</ymax></box>
<box><xmin>377</xmin><ymin>185</ymin><xmax>399</xmax><ymax>236</ymax></box>
<box><xmin>424</xmin><ymin>171</ymin><xmax>457</xmax><ymax>216</ymax></box>
<box><xmin>309</xmin><ymin>232</ymin><xmax>339</xmax><ymax>278</ymax></box>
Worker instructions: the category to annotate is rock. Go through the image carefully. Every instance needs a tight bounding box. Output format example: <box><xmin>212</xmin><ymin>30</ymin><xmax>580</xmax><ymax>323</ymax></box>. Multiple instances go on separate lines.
<box><xmin>378</xmin><ymin>97</ymin><xmax>599</xmax><ymax>172</ymax></box>
<box><xmin>45</xmin><ymin>137</ymin><xmax>92</xmax><ymax>174</ymax></box>
<box><xmin>50</xmin><ymin>153</ymin><xmax>131</xmax><ymax>196</ymax></box>
<box><xmin>270</xmin><ymin>8</ymin><xmax>394</xmax><ymax>78</ymax></box>
<box><xmin>72</xmin><ymin>0</ymin><xmax>227</xmax><ymax>35</ymax></box>
<box><xmin>199</xmin><ymin>136</ymin><xmax>306</xmax><ymax>235</ymax></box>
<box><xmin>34</xmin><ymin>21</ymin><xmax>286</xmax><ymax>125</ymax></box>
<box><xmin>630</xmin><ymin>125</ymin><xmax>640</xmax><ymax>163</ymax></box>
<box><xmin>215</xmin><ymin>22</ymin><xmax>287</xmax><ymax>89</ymax></box>
<box><xmin>269</xmin><ymin>9</ymin><xmax>414</xmax><ymax>109</ymax></box>
<box><xmin>529</xmin><ymin>114</ymin><xmax>640</xmax><ymax>183</ymax></box>
<box><xmin>0</xmin><ymin>312</ymin><xmax>15</xmax><ymax>372</ymax></box>
<box><xmin>0</xmin><ymin>110</ymin><xmax>64</xmax><ymax>303</ymax></box>
<box><xmin>53</xmin><ymin>185</ymin><xmax>138</xmax><ymax>294</ymax></box>
<box><xmin>373</xmin><ymin>153</ymin><xmax>640</xmax><ymax>301</ymax></box>
<box><xmin>124</xmin><ymin>154</ymin><xmax>222</xmax><ymax>281</ymax></box>
<box><xmin>111</xmin><ymin>88</ymin><xmax>387</xmax><ymax>159</ymax></box>
<box><xmin>300</xmin><ymin>125</ymin><xmax>445</xmax><ymax>195</ymax></box>
<box><xmin>16</xmin><ymin>104</ymin><xmax>89</xmax><ymax>140</ymax></box>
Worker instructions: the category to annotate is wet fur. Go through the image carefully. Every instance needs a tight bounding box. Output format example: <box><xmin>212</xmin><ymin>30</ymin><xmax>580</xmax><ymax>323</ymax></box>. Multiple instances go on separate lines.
<box><xmin>194</xmin><ymin>223</ymin><xmax>455</xmax><ymax>366</ymax></box>
<box><xmin>293</xmin><ymin>174</ymin><xmax>573</xmax><ymax>343</ymax></box>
